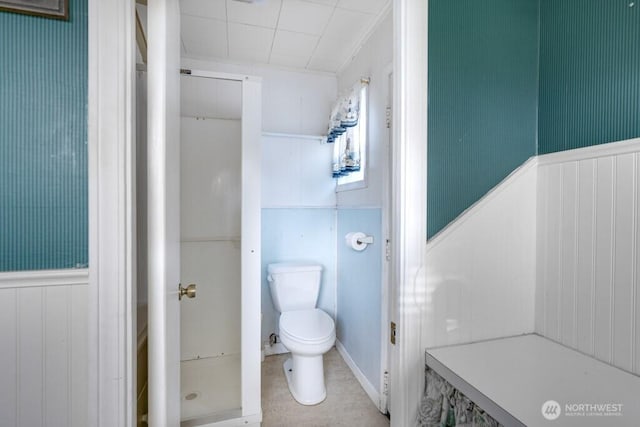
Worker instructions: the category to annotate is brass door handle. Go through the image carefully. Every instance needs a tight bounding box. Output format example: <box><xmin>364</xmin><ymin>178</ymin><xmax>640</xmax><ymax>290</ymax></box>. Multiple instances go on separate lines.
<box><xmin>179</xmin><ymin>283</ymin><xmax>196</xmax><ymax>300</ymax></box>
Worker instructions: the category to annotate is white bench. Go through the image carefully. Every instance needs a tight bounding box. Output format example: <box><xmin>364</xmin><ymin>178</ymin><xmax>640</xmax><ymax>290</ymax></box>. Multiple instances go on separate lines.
<box><xmin>425</xmin><ymin>334</ymin><xmax>640</xmax><ymax>427</ymax></box>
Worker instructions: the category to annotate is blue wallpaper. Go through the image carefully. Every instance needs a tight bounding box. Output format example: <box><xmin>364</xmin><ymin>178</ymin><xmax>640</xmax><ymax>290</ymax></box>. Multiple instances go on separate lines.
<box><xmin>427</xmin><ymin>0</ymin><xmax>539</xmax><ymax>239</ymax></box>
<box><xmin>0</xmin><ymin>1</ymin><xmax>88</xmax><ymax>271</ymax></box>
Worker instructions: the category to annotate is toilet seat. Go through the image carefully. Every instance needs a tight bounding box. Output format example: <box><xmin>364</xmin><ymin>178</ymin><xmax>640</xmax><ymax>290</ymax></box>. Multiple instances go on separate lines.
<box><xmin>280</xmin><ymin>309</ymin><xmax>335</xmax><ymax>344</ymax></box>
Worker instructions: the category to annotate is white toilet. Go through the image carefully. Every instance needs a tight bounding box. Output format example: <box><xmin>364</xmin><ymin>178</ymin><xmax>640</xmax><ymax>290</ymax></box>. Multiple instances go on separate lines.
<box><xmin>267</xmin><ymin>262</ymin><xmax>336</xmax><ymax>405</ymax></box>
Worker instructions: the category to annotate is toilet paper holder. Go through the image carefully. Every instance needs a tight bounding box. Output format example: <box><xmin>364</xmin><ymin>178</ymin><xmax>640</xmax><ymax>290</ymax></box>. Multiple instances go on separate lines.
<box><xmin>345</xmin><ymin>232</ymin><xmax>374</xmax><ymax>251</ymax></box>
<box><xmin>356</xmin><ymin>235</ymin><xmax>374</xmax><ymax>244</ymax></box>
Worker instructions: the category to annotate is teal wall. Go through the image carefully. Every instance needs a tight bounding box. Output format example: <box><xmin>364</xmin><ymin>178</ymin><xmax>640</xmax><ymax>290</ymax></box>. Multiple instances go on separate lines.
<box><xmin>538</xmin><ymin>0</ymin><xmax>640</xmax><ymax>154</ymax></box>
<box><xmin>427</xmin><ymin>0</ymin><xmax>539</xmax><ymax>239</ymax></box>
<box><xmin>0</xmin><ymin>1</ymin><xmax>88</xmax><ymax>271</ymax></box>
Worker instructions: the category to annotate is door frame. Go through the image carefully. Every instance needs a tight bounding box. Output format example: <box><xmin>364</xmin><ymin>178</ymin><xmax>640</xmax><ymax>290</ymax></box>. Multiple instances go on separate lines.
<box><xmin>379</xmin><ymin>62</ymin><xmax>393</xmax><ymax>415</ymax></box>
<box><xmin>87</xmin><ymin>0</ymin><xmax>137</xmax><ymax>426</ymax></box>
<box><xmin>389</xmin><ymin>1</ymin><xmax>428</xmax><ymax>426</ymax></box>
<box><xmin>88</xmin><ymin>0</ymin><xmax>427</xmax><ymax>426</ymax></box>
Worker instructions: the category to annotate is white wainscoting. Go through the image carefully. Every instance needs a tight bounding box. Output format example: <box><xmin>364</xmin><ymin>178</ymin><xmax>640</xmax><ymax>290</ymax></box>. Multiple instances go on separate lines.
<box><xmin>0</xmin><ymin>269</ymin><xmax>88</xmax><ymax>427</ymax></box>
<box><xmin>537</xmin><ymin>138</ymin><xmax>640</xmax><ymax>375</ymax></box>
<box><xmin>423</xmin><ymin>159</ymin><xmax>538</xmax><ymax>348</ymax></box>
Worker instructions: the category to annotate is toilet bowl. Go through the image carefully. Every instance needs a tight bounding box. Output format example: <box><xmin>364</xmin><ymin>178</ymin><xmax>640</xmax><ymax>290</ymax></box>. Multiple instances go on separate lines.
<box><xmin>279</xmin><ymin>308</ymin><xmax>336</xmax><ymax>405</ymax></box>
<box><xmin>267</xmin><ymin>262</ymin><xmax>335</xmax><ymax>405</ymax></box>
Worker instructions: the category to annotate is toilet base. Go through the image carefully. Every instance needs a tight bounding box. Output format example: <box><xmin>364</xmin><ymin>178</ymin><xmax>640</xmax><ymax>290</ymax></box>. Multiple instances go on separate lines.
<box><xmin>283</xmin><ymin>356</ymin><xmax>327</xmax><ymax>405</ymax></box>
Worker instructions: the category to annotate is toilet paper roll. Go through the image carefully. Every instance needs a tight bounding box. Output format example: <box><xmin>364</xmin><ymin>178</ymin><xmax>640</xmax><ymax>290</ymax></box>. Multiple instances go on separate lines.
<box><xmin>345</xmin><ymin>232</ymin><xmax>368</xmax><ymax>251</ymax></box>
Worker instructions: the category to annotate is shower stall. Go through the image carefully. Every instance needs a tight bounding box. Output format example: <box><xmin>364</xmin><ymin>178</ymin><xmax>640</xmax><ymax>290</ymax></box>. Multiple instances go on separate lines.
<box><xmin>145</xmin><ymin>13</ymin><xmax>262</xmax><ymax>421</ymax></box>
<box><xmin>176</xmin><ymin>71</ymin><xmax>261</xmax><ymax>426</ymax></box>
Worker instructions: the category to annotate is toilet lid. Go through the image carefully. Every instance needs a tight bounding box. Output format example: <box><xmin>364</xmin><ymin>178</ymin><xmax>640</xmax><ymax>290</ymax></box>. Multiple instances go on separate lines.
<box><xmin>280</xmin><ymin>309</ymin><xmax>335</xmax><ymax>343</ymax></box>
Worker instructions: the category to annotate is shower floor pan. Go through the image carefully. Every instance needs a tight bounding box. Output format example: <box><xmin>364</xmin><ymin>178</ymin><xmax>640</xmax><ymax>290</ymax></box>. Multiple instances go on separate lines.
<box><xmin>180</xmin><ymin>353</ymin><xmax>241</xmax><ymax>424</ymax></box>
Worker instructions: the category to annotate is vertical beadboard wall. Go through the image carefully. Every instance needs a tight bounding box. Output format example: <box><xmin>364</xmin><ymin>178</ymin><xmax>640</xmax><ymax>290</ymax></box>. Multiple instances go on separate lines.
<box><xmin>423</xmin><ymin>159</ymin><xmax>537</xmax><ymax>348</ymax></box>
<box><xmin>427</xmin><ymin>0</ymin><xmax>539</xmax><ymax>238</ymax></box>
<box><xmin>0</xmin><ymin>270</ymin><xmax>88</xmax><ymax>427</ymax></box>
<box><xmin>536</xmin><ymin>139</ymin><xmax>640</xmax><ymax>375</ymax></box>
<box><xmin>0</xmin><ymin>1</ymin><xmax>88</xmax><ymax>271</ymax></box>
<box><xmin>538</xmin><ymin>0</ymin><xmax>640</xmax><ymax>154</ymax></box>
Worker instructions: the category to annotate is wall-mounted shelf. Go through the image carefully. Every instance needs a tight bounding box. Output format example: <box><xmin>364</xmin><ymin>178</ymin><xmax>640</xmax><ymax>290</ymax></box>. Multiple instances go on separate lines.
<box><xmin>262</xmin><ymin>132</ymin><xmax>326</xmax><ymax>143</ymax></box>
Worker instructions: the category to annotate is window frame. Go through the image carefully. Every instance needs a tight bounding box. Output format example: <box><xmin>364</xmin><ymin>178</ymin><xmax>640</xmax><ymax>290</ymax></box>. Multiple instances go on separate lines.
<box><xmin>335</xmin><ymin>84</ymin><xmax>368</xmax><ymax>192</ymax></box>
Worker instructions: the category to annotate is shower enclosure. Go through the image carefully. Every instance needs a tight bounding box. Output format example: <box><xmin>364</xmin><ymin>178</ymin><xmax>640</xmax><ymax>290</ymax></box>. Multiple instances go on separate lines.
<box><xmin>145</xmin><ymin>7</ymin><xmax>262</xmax><ymax>421</ymax></box>
<box><xmin>177</xmin><ymin>72</ymin><xmax>261</xmax><ymax>426</ymax></box>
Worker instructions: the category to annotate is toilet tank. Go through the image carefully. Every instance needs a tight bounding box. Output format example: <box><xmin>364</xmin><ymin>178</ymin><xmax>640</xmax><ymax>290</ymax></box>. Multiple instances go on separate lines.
<box><xmin>267</xmin><ymin>262</ymin><xmax>322</xmax><ymax>312</ymax></box>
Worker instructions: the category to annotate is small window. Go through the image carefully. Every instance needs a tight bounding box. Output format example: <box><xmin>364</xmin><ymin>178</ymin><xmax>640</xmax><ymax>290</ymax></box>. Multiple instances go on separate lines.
<box><xmin>336</xmin><ymin>84</ymin><xmax>367</xmax><ymax>192</ymax></box>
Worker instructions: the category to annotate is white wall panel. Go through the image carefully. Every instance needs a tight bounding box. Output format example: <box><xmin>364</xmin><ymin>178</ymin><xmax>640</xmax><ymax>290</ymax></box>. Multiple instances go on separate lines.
<box><xmin>18</xmin><ymin>287</ymin><xmax>43</xmax><ymax>427</ymax></box>
<box><xmin>0</xmin><ymin>270</ymin><xmax>88</xmax><ymax>427</ymax></box>
<box><xmin>180</xmin><ymin>241</ymin><xmax>241</xmax><ymax>360</ymax></box>
<box><xmin>423</xmin><ymin>160</ymin><xmax>537</xmax><ymax>348</ymax></box>
<box><xmin>180</xmin><ymin>58</ymin><xmax>337</xmax><ymax>136</ymax></box>
<box><xmin>560</xmin><ymin>162</ymin><xmax>578</xmax><ymax>348</ymax></box>
<box><xmin>576</xmin><ymin>159</ymin><xmax>596</xmax><ymax>355</ymax></box>
<box><xmin>537</xmin><ymin>139</ymin><xmax>640</xmax><ymax>375</ymax></box>
<box><xmin>181</xmin><ymin>117</ymin><xmax>242</xmax><ymax>240</ymax></box>
<box><xmin>635</xmin><ymin>153</ymin><xmax>640</xmax><ymax>375</ymax></box>
<box><xmin>535</xmin><ymin>162</ymin><xmax>548</xmax><ymax>335</ymax></box>
<box><xmin>613</xmin><ymin>154</ymin><xmax>635</xmax><ymax>372</ymax></box>
<box><xmin>336</xmin><ymin>13</ymin><xmax>392</xmax><ymax>208</ymax></box>
<box><xmin>261</xmin><ymin>135</ymin><xmax>335</xmax><ymax>208</ymax></box>
<box><xmin>70</xmin><ymin>284</ymin><xmax>88</xmax><ymax>427</ymax></box>
<box><xmin>44</xmin><ymin>286</ymin><xmax>69</xmax><ymax>426</ymax></box>
<box><xmin>594</xmin><ymin>157</ymin><xmax>614</xmax><ymax>363</ymax></box>
<box><xmin>543</xmin><ymin>163</ymin><xmax>562</xmax><ymax>342</ymax></box>
<box><xmin>0</xmin><ymin>288</ymin><xmax>17</xmax><ymax>427</ymax></box>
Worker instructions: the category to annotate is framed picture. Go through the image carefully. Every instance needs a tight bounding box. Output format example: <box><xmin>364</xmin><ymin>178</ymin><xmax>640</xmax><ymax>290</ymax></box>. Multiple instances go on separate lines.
<box><xmin>0</xmin><ymin>0</ymin><xmax>68</xmax><ymax>20</ymax></box>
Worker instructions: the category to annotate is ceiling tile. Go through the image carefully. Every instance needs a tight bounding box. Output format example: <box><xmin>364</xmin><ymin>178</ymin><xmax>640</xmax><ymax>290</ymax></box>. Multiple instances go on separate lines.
<box><xmin>181</xmin><ymin>15</ymin><xmax>228</xmax><ymax>58</ymax></box>
<box><xmin>336</xmin><ymin>0</ymin><xmax>388</xmax><ymax>14</ymax></box>
<box><xmin>278</xmin><ymin>0</ymin><xmax>334</xmax><ymax>35</ymax></box>
<box><xmin>271</xmin><ymin>30</ymin><xmax>319</xmax><ymax>57</ymax></box>
<box><xmin>228</xmin><ymin>22</ymin><xmax>275</xmax><ymax>63</ymax></box>
<box><xmin>269</xmin><ymin>54</ymin><xmax>310</xmax><ymax>69</ymax></box>
<box><xmin>226</xmin><ymin>0</ymin><xmax>282</xmax><ymax>28</ymax></box>
<box><xmin>298</xmin><ymin>0</ymin><xmax>338</xmax><ymax>5</ymax></box>
<box><xmin>323</xmin><ymin>7</ymin><xmax>375</xmax><ymax>41</ymax></box>
<box><xmin>307</xmin><ymin>55</ymin><xmax>342</xmax><ymax>73</ymax></box>
<box><xmin>181</xmin><ymin>0</ymin><xmax>227</xmax><ymax>20</ymax></box>
<box><xmin>311</xmin><ymin>34</ymin><xmax>353</xmax><ymax>61</ymax></box>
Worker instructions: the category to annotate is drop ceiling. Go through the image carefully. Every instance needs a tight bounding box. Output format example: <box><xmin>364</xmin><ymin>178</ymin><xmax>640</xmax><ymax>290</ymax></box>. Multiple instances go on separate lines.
<box><xmin>178</xmin><ymin>0</ymin><xmax>391</xmax><ymax>73</ymax></box>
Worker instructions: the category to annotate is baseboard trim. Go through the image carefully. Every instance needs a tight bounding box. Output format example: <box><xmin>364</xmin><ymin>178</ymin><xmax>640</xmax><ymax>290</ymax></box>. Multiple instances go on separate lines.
<box><xmin>335</xmin><ymin>340</ymin><xmax>382</xmax><ymax>412</ymax></box>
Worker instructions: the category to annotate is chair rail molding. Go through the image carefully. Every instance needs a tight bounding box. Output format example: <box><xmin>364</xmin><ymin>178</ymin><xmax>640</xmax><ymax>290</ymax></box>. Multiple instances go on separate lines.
<box><xmin>0</xmin><ymin>269</ymin><xmax>89</xmax><ymax>289</ymax></box>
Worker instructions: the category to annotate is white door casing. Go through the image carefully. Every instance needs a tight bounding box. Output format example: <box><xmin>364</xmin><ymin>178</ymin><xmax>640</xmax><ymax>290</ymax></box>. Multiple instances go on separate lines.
<box><xmin>147</xmin><ymin>0</ymin><xmax>182</xmax><ymax>425</ymax></box>
<box><xmin>390</xmin><ymin>1</ymin><xmax>428</xmax><ymax>426</ymax></box>
<box><xmin>88</xmin><ymin>0</ymin><xmax>136</xmax><ymax>425</ymax></box>
<box><xmin>240</xmin><ymin>76</ymin><xmax>263</xmax><ymax>418</ymax></box>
